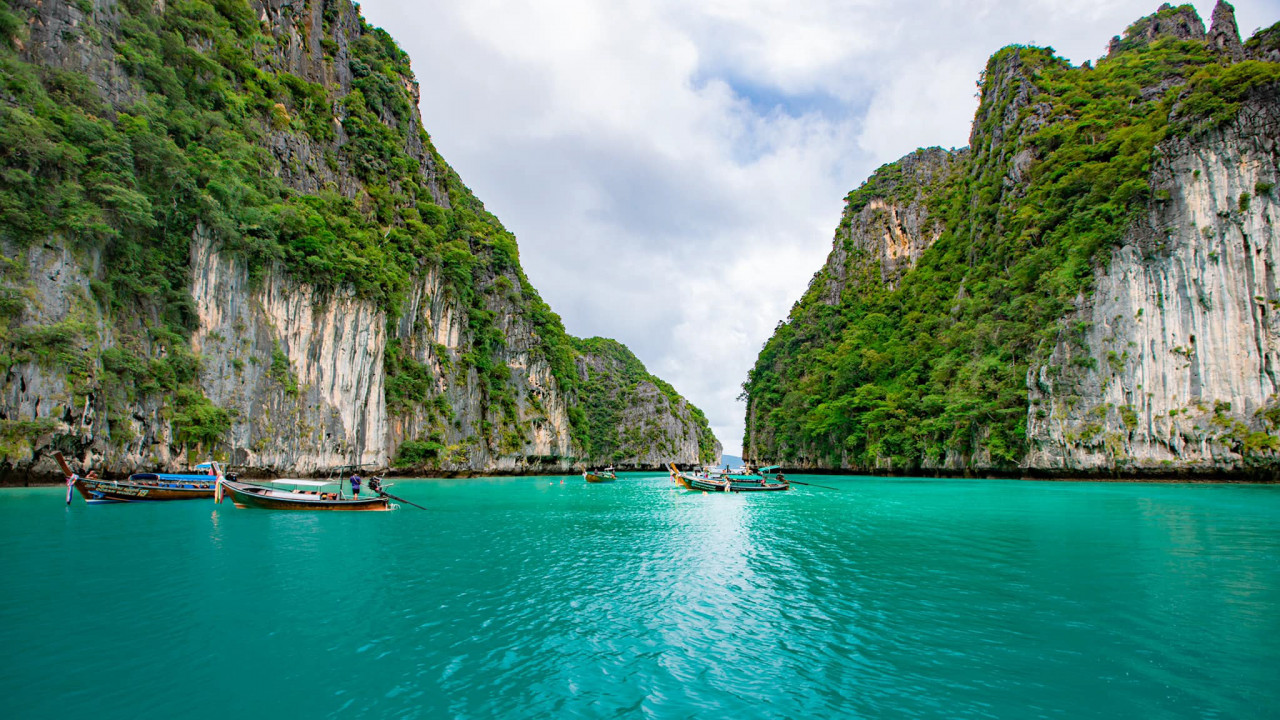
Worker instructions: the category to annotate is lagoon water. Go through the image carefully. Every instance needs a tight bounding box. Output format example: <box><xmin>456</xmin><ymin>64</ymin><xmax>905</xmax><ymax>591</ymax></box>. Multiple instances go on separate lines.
<box><xmin>2</xmin><ymin>474</ymin><xmax>1278</xmax><ymax>719</ymax></box>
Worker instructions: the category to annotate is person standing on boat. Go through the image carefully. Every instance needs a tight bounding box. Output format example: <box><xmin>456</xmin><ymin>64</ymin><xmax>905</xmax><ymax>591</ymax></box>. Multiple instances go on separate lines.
<box><xmin>350</xmin><ymin>473</ymin><xmax>362</xmax><ymax>499</ymax></box>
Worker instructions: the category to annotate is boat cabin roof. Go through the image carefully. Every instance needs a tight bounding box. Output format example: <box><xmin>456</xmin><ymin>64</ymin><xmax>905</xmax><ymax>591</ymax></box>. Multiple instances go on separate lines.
<box><xmin>758</xmin><ymin>465</ymin><xmax>781</xmax><ymax>472</ymax></box>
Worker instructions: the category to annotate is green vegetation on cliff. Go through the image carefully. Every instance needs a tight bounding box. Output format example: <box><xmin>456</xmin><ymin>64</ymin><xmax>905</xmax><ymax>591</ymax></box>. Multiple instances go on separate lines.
<box><xmin>0</xmin><ymin>0</ymin><xmax>537</xmax><ymax>450</ymax></box>
<box><xmin>0</xmin><ymin>0</ymin><xmax>528</xmax><ymax>335</ymax></box>
<box><xmin>744</xmin><ymin>15</ymin><xmax>1280</xmax><ymax>470</ymax></box>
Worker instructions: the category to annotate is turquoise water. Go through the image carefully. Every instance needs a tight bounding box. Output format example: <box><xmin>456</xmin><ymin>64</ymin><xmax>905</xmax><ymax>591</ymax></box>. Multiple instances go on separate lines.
<box><xmin>2</xmin><ymin>474</ymin><xmax>1278</xmax><ymax>719</ymax></box>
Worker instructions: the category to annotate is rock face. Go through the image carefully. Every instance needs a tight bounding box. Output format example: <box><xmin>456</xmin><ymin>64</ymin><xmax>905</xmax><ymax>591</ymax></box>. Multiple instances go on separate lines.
<box><xmin>1209</xmin><ymin>1</ymin><xmax>1246</xmax><ymax>61</ymax></box>
<box><xmin>14</xmin><ymin>0</ymin><xmax>139</xmax><ymax>107</ymax></box>
<box><xmin>1026</xmin><ymin>91</ymin><xmax>1280</xmax><ymax>475</ymax></box>
<box><xmin>826</xmin><ymin>148</ymin><xmax>961</xmax><ymax>297</ymax></box>
<box><xmin>190</xmin><ymin>233</ymin><xmax>387</xmax><ymax>474</ymax></box>
<box><xmin>0</xmin><ymin>0</ymin><xmax>718</xmax><ymax>482</ymax></box>
<box><xmin>1024</xmin><ymin>4</ymin><xmax>1280</xmax><ymax>477</ymax></box>
<box><xmin>744</xmin><ymin>2</ymin><xmax>1280</xmax><ymax>477</ymax></box>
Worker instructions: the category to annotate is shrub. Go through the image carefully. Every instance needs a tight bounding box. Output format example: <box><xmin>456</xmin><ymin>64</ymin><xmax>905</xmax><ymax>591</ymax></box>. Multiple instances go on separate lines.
<box><xmin>395</xmin><ymin>439</ymin><xmax>443</xmax><ymax>467</ymax></box>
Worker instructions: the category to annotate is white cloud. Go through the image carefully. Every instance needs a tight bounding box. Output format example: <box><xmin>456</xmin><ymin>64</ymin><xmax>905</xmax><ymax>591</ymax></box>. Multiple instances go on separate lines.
<box><xmin>356</xmin><ymin>0</ymin><xmax>1280</xmax><ymax>456</ymax></box>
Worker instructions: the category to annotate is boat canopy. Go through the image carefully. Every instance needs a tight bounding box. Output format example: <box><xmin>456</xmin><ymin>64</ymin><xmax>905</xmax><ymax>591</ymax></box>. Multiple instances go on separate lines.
<box><xmin>758</xmin><ymin>466</ymin><xmax>781</xmax><ymax>472</ymax></box>
<box><xmin>195</xmin><ymin>462</ymin><xmax>214</xmax><ymax>469</ymax></box>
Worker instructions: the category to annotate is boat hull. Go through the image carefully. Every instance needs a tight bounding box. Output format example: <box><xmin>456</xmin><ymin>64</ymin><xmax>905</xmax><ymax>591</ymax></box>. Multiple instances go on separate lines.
<box><xmin>724</xmin><ymin>480</ymin><xmax>789</xmax><ymax>492</ymax></box>
<box><xmin>74</xmin><ymin>476</ymin><xmax>216</xmax><ymax>504</ymax></box>
<box><xmin>584</xmin><ymin>473</ymin><xmax>617</xmax><ymax>483</ymax></box>
<box><xmin>221</xmin><ymin>480</ymin><xmax>391</xmax><ymax>511</ymax></box>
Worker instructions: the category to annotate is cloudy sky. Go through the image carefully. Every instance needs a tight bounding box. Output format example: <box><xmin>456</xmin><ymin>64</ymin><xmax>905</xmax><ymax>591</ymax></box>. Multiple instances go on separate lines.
<box><xmin>356</xmin><ymin>0</ymin><xmax>1279</xmax><ymax>456</ymax></box>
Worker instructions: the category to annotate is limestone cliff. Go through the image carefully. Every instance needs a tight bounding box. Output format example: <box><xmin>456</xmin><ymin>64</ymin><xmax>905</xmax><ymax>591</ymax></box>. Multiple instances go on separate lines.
<box><xmin>0</xmin><ymin>0</ymin><xmax>718</xmax><ymax>481</ymax></box>
<box><xmin>744</xmin><ymin>2</ymin><xmax>1280</xmax><ymax>477</ymax></box>
<box><xmin>1026</xmin><ymin>87</ymin><xmax>1280</xmax><ymax>475</ymax></box>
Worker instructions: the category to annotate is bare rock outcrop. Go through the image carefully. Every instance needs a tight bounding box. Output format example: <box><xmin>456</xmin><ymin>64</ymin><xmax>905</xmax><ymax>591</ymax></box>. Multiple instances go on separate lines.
<box><xmin>819</xmin><ymin>148</ymin><xmax>960</xmax><ymax>305</ymax></box>
<box><xmin>1108</xmin><ymin>3</ymin><xmax>1206</xmax><ymax>57</ymax></box>
<box><xmin>1209</xmin><ymin>1</ymin><xmax>1246</xmax><ymax>61</ymax></box>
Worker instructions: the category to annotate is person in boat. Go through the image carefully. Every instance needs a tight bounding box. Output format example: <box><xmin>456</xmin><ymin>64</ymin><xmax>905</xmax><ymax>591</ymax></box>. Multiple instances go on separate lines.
<box><xmin>86</xmin><ymin>470</ymin><xmax>99</xmax><ymax>480</ymax></box>
<box><xmin>350</xmin><ymin>474</ymin><xmax>362</xmax><ymax>498</ymax></box>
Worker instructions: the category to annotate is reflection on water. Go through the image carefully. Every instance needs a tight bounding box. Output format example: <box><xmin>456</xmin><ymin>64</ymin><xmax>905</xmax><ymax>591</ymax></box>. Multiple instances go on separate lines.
<box><xmin>1</xmin><ymin>477</ymin><xmax>1278</xmax><ymax>719</ymax></box>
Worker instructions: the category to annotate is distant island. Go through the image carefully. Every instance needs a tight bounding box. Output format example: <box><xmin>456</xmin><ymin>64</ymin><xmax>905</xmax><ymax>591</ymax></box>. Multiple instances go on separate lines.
<box><xmin>719</xmin><ymin>454</ymin><xmax>744</xmax><ymax>468</ymax></box>
<box><xmin>743</xmin><ymin>2</ymin><xmax>1280</xmax><ymax>481</ymax></box>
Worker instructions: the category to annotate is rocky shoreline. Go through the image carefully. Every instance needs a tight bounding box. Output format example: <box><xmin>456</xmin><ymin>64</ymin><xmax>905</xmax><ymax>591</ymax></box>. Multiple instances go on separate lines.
<box><xmin>757</xmin><ymin>467</ymin><xmax>1280</xmax><ymax>483</ymax></box>
<box><xmin>10</xmin><ymin>465</ymin><xmax>1278</xmax><ymax>487</ymax></box>
<box><xmin>2</xmin><ymin>463</ymin><xmax>694</xmax><ymax>487</ymax></box>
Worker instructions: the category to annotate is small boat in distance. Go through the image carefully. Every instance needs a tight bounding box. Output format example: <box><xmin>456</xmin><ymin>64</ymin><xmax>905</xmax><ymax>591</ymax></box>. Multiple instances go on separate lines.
<box><xmin>217</xmin><ymin>477</ymin><xmax>393</xmax><ymax>511</ymax></box>
<box><xmin>584</xmin><ymin>467</ymin><xmax>617</xmax><ymax>483</ymax></box>
<box><xmin>57</xmin><ymin>452</ymin><xmax>219</xmax><ymax>504</ymax></box>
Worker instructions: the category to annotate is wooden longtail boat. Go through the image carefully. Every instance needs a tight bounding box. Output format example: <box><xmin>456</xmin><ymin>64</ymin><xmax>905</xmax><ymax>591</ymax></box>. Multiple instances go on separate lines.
<box><xmin>73</xmin><ymin>474</ymin><xmax>218</xmax><ymax>504</ymax></box>
<box><xmin>584</xmin><ymin>467</ymin><xmax>617</xmax><ymax>483</ymax></box>
<box><xmin>56</xmin><ymin>452</ymin><xmax>218</xmax><ymax>504</ymax></box>
<box><xmin>667</xmin><ymin>463</ymin><xmax>789</xmax><ymax>493</ymax></box>
<box><xmin>218</xmin><ymin>478</ymin><xmax>393</xmax><ymax>511</ymax></box>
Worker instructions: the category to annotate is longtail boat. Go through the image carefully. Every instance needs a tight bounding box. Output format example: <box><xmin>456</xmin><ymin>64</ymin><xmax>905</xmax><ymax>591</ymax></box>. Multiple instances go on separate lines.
<box><xmin>667</xmin><ymin>463</ymin><xmax>789</xmax><ymax>493</ymax></box>
<box><xmin>217</xmin><ymin>477</ymin><xmax>393</xmax><ymax>511</ymax></box>
<box><xmin>72</xmin><ymin>474</ymin><xmax>218</xmax><ymax>504</ymax></box>
<box><xmin>56</xmin><ymin>452</ymin><xmax>218</xmax><ymax>504</ymax></box>
<box><xmin>584</xmin><ymin>467</ymin><xmax>617</xmax><ymax>483</ymax></box>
